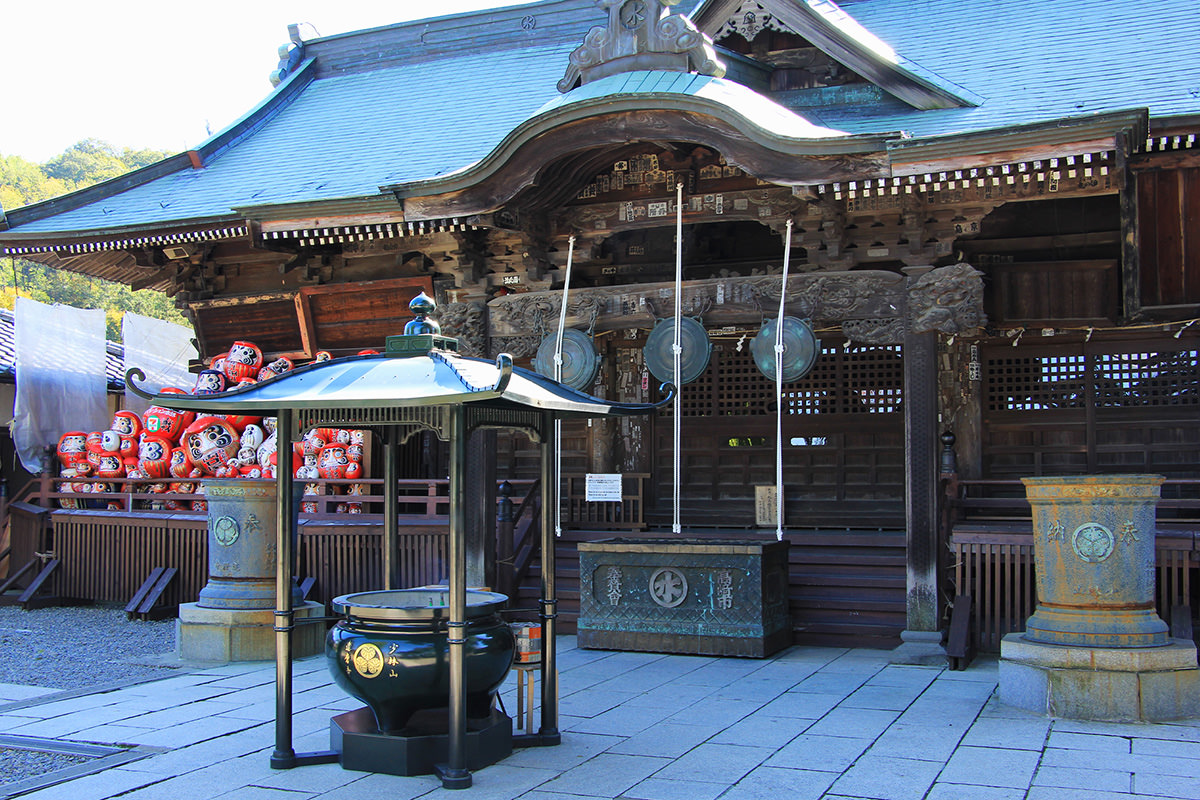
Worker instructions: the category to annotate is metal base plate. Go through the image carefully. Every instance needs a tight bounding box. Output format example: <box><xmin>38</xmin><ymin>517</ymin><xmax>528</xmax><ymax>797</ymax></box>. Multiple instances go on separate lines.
<box><xmin>330</xmin><ymin>706</ymin><xmax>512</xmax><ymax>778</ymax></box>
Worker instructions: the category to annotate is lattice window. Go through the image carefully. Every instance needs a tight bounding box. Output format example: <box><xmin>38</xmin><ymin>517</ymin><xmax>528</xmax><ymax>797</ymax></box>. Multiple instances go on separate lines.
<box><xmin>986</xmin><ymin>345</ymin><xmax>1199</xmax><ymax>412</ymax></box>
<box><xmin>1094</xmin><ymin>349</ymin><xmax>1200</xmax><ymax>407</ymax></box>
<box><xmin>668</xmin><ymin>341</ymin><xmax>903</xmax><ymax>417</ymax></box>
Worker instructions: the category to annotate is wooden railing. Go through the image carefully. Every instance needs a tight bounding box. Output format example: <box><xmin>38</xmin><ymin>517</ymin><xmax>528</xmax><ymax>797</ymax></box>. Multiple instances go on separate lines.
<box><xmin>944</xmin><ymin>477</ymin><xmax>1200</xmax><ymax>651</ymax></box>
<box><xmin>563</xmin><ymin>473</ymin><xmax>648</xmax><ymax>530</ymax></box>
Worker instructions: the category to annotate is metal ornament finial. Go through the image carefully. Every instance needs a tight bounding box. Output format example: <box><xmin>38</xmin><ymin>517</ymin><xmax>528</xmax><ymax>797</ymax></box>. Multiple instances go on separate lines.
<box><xmin>404</xmin><ymin>292</ymin><xmax>441</xmax><ymax>335</ymax></box>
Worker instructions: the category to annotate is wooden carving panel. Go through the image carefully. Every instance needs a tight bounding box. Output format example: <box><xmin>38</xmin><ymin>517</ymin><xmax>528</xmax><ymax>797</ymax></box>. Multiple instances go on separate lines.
<box><xmin>194</xmin><ymin>299</ymin><xmax>302</xmax><ymax>358</ymax></box>
<box><xmin>297</xmin><ymin>277</ymin><xmax>433</xmax><ymax>355</ymax></box>
<box><xmin>986</xmin><ymin>260</ymin><xmax>1118</xmax><ymax>325</ymax></box>
<box><xmin>1138</xmin><ymin>166</ymin><xmax>1200</xmax><ymax>307</ymax></box>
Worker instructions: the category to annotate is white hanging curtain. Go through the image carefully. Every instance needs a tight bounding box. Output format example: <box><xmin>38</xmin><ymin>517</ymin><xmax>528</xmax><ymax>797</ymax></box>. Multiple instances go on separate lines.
<box><xmin>122</xmin><ymin>313</ymin><xmax>197</xmax><ymax>415</ymax></box>
<box><xmin>13</xmin><ymin>298</ymin><xmax>109</xmax><ymax>473</ymax></box>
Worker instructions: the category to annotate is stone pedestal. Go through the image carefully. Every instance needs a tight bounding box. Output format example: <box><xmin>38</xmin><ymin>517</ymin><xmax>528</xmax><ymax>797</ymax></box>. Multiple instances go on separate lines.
<box><xmin>177</xmin><ymin>600</ymin><xmax>325</xmax><ymax>663</ymax></box>
<box><xmin>999</xmin><ymin>634</ymin><xmax>1200</xmax><ymax>721</ymax></box>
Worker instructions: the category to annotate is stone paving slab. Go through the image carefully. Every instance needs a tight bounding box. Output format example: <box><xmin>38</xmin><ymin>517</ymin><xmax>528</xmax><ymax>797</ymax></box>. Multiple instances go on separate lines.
<box><xmin>4</xmin><ymin>636</ymin><xmax>1200</xmax><ymax>800</ymax></box>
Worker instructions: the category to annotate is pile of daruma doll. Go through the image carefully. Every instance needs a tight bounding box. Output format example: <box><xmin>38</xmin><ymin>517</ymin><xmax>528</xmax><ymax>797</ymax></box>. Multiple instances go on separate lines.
<box><xmin>54</xmin><ymin>340</ymin><xmax>375</xmax><ymax>513</ymax></box>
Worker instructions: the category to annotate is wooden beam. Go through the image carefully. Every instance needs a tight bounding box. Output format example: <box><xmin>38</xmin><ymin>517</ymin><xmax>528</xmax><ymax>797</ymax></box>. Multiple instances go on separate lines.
<box><xmin>1116</xmin><ymin>132</ymin><xmax>1142</xmax><ymax>322</ymax></box>
<box><xmin>891</xmin><ymin>137</ymin><xmax>1118</xmax><ymax>177</ymax></box>
<box><xmin>294</xmin><ymin>292</ymin><xmax>316</xmax><ymax>358</ymax></box>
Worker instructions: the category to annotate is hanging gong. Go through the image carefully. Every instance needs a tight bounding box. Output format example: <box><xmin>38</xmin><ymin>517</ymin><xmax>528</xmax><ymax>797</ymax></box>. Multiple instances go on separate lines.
<box><xmin>751</xmin><ymin>316</ymin><xmax>820</xmax><ymax>382</ymax></box>
<box><xmin>644</xmin><ymin>317</ymin><xmax>712</xmax><ymax>385</ymax></box>
<box><xmin>532</xmin><ymin>328</ymin><xmax>600</xmax><ymax>390</ymax></box>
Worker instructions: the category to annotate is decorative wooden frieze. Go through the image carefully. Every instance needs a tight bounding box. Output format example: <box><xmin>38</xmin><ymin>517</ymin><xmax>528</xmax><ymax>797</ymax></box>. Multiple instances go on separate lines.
<box><xmin>436</xmin><ymin>301</ymin><xmax>488</xmax><ymax>357</ymax></box>
<box><xmin>559</xmin><ymin>0</ymin><xmax>725</xmax><ymax>92</ymax></box>
<box><xmin>713</xmin><ymin>0</ymin><xmax>790</xmax><ymax>42</ymax></box>
<box><xmin>487</xmin><ymin>263</ymin><xmax>985</xmax><ymax>344</ymax></box>
<box><xmin>561</xmin><ymin>185</ymin><xmax>804</xmax><ymax>234</ymax></box>
<box><xmin>488</xmin><ymin>271</ymin><xmax>906</xmax><ymax>337</ymax></box>
<box><xmin>817</xmin><ymin>151</ymin><xmax>1116</xmax><ymax>208</ymax></box>
<box><xmin>489</xmin><ymin>334</ymin><xmax>541</xmax><ymax>359</ymax></box>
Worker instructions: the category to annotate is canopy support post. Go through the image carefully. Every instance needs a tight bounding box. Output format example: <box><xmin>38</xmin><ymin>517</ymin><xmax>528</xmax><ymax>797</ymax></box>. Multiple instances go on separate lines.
<box><xmin>382</xmin><ymin>425</ymin><xmax>399</xmax><ymax>590</ymax></box>
<box><xmin>539</xmin><ymin>410</ymin><xmax>561</xmax><ymax>742</ymax></box>
<box><xmin>436</xmin><ymin>405</ymin><xmax>472</xmax><ymax>789</ymax></box>
<box><xmin>270</xmin><ymin>407</ymin><xmax>297</xmax><ymax>769</ymax></box>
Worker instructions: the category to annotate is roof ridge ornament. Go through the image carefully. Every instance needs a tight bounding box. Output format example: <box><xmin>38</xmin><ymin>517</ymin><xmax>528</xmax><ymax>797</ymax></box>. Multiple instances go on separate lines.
<box><xmin>558</xmin><ymin>0</ymin><xmax>726</xmax><ymax>93</ymax></box>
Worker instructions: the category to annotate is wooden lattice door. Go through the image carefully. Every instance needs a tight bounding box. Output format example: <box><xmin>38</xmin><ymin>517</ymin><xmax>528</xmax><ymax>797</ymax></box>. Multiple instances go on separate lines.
<box><xmin>649</xmin><ymin>338</ymin><xmax>906</xmax><ymax>528</ymax></box>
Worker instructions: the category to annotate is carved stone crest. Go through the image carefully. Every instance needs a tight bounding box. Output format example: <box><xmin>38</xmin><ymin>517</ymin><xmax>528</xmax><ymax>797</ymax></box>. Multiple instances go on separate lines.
<box><xmin>559</xmin><ymin>0</ymin><xmax>726</xmax><ymax>92</ymax></box>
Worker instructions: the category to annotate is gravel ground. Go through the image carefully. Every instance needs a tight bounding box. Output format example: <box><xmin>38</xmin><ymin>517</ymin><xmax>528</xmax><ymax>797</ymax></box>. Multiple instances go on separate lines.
<box><xmin>0</xmin><ymin>604</ymin><xmax>178</xmax><ymax>690</ymax></box>
<box><xmin>0</xmin><ymin>747</ymin><xmax>93</xmax><ymax>785</ymax></box>
<box><xmin>0</xmin><ymin>605</ymin><xmax>180</xmax><ymax>790</ymax></box>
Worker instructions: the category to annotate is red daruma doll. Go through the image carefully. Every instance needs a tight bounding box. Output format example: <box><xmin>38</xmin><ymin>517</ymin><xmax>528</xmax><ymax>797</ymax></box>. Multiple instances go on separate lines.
<box><xmin>224</xmin><ymin>341</ymin><xmax>263</xmax><ymax>383</ymax></box>
<box><xmin>182</xmin><ymin>417</ymin><xmax>240</xmax><ymax>477</ymax></box>
<box><xmin>57</xmin><ymin>431</ymin><xmax>88</xmax><ymax>471</ymax></box>
<box><xmin>142</xmin><ymin>402</ymin><xmax>194</xmax><ymax>442</ymax></box>
<box><xmin>317</xmin><ymin>444</ymin><xmax>350</xmax><ymax>480</ymax></box>
<box><xmin>137</xmin><ymin>436</ymin><xmax>174</xmax><ymax>479</ymax></box>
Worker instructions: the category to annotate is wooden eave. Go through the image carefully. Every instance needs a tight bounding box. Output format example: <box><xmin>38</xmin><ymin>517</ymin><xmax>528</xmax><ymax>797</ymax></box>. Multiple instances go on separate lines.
<box><xmin>691</xmin><ymin>0</ymin><xmax>982</xmax><ymax>110</ymax></box>
<box><xmin>386</xmin><ymin>95</ymin><xmax>896</xmax><ymax>220</ymax></box>
<box><xmin>885</xmin><ymin>110</ymin><xmax>1150</xmax><ymax>176</ymax></box>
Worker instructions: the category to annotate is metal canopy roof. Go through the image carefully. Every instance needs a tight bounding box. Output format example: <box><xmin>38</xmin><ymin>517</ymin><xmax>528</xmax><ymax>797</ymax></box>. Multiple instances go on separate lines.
<box><xmin>126</xmin><ymin>347</ymin><xmax>671</xmax><ymax>420</ymax></box>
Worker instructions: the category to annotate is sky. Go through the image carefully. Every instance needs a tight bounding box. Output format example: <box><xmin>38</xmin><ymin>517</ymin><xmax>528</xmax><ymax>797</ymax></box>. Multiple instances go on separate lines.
<box><xmin>2</xmin><ymin>0</ymin><xmax>538</xmax><ymax>163</ymax></box>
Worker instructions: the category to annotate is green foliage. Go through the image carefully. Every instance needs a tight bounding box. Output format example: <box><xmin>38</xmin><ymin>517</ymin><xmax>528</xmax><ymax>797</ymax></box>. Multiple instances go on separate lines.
<box><xmin>0</xmin><ymin>154</ymin><xmax>71</xmax><ymax>211</ymax></box>
<box><xmin>0</xmin><ymin>258</ymin><xmax>188</xmax><ymax>340</ymax></box>
<box><xmin>41</xmin><ymin>138</ymin><xmax>170</xmax><ymax>187</ymax></box>
<box><xmin>1</xmin><ymin>139</ymin><xmax>171</xmax><ymax>211</ymax></box>
<box><xmin>0</xmin><ymin>139</ymin><xmax>185</xmax><ymax>340</ymax></box>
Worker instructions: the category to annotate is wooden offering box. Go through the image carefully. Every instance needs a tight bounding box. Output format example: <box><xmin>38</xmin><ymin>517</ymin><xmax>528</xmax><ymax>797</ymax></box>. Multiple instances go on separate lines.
<box><xmin>577</xmin><ymin>538</ymin><xmax>791</xmax><ymax>658</ymax></box>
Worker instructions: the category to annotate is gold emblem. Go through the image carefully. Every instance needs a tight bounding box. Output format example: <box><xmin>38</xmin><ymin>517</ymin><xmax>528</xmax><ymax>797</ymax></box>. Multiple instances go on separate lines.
<box><xmin>352</xmin><ymin>643</ymin><xmax>385</xmax><ymax>678</ymax></box>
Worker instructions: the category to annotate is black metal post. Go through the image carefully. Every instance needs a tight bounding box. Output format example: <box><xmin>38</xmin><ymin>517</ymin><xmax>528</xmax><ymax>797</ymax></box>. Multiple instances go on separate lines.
<box><xmin>496</xmin><ymin>481</ymin><xmax>514</xmax><ymax>600</ymax></box>
<box><xmin>538</xmin><ymin>412</ymin><xmax>560</xmax><ymax>742</ymax></box>
<box><xmin>437</xmin><ymin>406</ymin><xmax>472</xmax><ymax>789</ymax></box>
<box><xmin>270</xmin><ymin>407</ymin><xmax>296</xmax><ymax>769</ymax></box>
<box><xmin>383</xmin><ymin>425</ymin><xmax>399</xmax><ymax>590</ymax></box>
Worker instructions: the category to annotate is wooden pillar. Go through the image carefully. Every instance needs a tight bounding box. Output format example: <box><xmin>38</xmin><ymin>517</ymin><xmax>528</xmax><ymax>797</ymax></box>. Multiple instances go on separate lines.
<box><xmin>899</xmin><ymin>326</ymin><xmax>944</xmax><ymax>660</ymax></box>
<box><xmin>270</xmin><ymin>407</ymin><xmax>297</xmax><ymax>768</ymax></box>
<box><xmin>465</xmin><ymin>428</ymin><xmax>497</xmax><ymax>589</ymax></box>
<box><xmin>1117</xmin><ymin>131</ymin><xmax>1142</xmax><ymax>323</ymax></box>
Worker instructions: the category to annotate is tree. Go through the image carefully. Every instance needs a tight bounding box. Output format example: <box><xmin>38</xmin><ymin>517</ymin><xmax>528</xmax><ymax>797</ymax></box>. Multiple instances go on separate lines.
<box><xmin>0</xmin><ymin>140</ymin><xmax>185</xmax><ymax>339</ymax></box>
<box><xmin>41</xmin><ymin>138</ymin><xmax>170</xmax><ymax>189</ymax></box>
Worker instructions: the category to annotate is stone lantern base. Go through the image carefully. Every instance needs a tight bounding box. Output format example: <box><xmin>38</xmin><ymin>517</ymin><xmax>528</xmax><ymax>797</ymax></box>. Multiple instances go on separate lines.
<box><xmin>999</xmin><ymin>634</ymin><xmax>1200</xmax><ymax>721</ymax></box>
<box><xmin>177</xmin><ymin>601</ymin><xmax>326</xmax><ymax>663</ymax></box>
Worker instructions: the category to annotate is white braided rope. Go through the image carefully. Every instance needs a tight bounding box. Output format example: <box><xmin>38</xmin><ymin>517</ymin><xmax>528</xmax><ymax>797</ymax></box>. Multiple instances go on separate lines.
<box><xmin>553</xmin><ymin>235</ymin><xmax>575</xmax><ymax>537</ymax></box>
<box><xmin>775</xmin><ymin>220</ymin><xmax>793</xmax><ymax>541</ymax></box>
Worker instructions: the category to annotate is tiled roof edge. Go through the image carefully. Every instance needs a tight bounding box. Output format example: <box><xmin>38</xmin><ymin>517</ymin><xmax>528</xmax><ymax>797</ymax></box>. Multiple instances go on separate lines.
<box><xmin>0</xmin><ymin>59</ymin><xmax>317</xmax><ymax>237</ymax></box>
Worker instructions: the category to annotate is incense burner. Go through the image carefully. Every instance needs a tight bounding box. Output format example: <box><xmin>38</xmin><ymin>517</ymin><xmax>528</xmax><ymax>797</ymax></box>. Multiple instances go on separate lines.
<box><xmin>326</xmin><ymin>588</ymin><xmax>515</xmax><ymax>733</ymax></box>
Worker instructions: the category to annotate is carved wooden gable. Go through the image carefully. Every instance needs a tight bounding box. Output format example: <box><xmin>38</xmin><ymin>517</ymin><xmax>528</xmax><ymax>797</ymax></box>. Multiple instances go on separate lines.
<box><xmin>693</xmin><ymin>0</ymin><xmax>979</xmax><ymax>109</ymax></box>
<box><xmin>559</xmin><ymin>0</ymin><xmax>726</xmax><ymax>91</ymax></box>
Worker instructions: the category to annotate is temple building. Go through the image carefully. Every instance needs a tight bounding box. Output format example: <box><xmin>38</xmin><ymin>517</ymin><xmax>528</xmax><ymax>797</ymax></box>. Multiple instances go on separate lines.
<box><xmin>2</xmin><ymin>0</ymin><xmax>1198</xmax><ymax>651</ymax></box>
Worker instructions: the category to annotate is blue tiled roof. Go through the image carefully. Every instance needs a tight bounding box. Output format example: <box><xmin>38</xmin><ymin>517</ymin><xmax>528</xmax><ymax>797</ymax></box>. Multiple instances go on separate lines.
<box><xmin>817</xmin><ymin>0</ymin><xmax>1200</xmax><ymax>137</ymax></box>
<box><xmin>533</xmin><ymin>70</ymin><xmax>852</xmax><ymax>138</ymax></box>
<box><xmin>4</xmin><ymin>0</ymin><xmax>1199</xmax><ymax>238</ymax></box>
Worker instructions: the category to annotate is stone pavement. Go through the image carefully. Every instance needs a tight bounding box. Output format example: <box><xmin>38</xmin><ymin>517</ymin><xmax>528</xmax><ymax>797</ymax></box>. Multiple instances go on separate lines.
<box><xmin>1</xmin><ymin>637</ymin><xmax>1198</xmax><ymax>800</ymax></box>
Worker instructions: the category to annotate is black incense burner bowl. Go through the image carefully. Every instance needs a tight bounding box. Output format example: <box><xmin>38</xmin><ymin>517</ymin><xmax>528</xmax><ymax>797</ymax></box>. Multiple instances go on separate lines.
<box><xmin>326</xmin><ymin>588</ymin><xmax>515</xmax><ymax>734</ymax></box>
